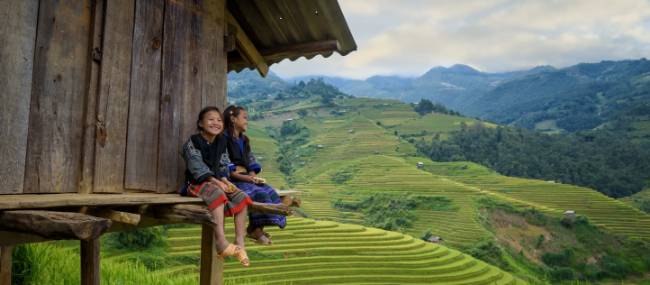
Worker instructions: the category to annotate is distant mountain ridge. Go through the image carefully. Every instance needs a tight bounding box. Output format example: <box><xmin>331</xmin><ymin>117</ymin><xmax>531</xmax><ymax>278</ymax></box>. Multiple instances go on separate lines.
<box><xmin>284</xmin><ymin>59</ymin><xmax>650</xmax><ymax>133</ymax></box>
<box><xmin>229</xmin><ymin>58</ymin><xmax>650</xmax><ymax>133</ymax></box>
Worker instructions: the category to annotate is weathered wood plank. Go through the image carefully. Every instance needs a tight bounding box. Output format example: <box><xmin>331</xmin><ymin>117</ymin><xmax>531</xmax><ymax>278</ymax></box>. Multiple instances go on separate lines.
<box><xmin>124</xmin><ymin>0</ymin><xmax>165</xmax><ymax>191</ymax></box>
<box><xmin>0</xmin><ymin>193</ymin><xmax>200</xmax><ymax>210</ymax></box>
<box><xmin>154</xmin><ymin>204</ymin><xmax>214</xmax><ymax>224</ymax></box>
<box><xmin>24</xmin><ymin>0</ymin><xmax>92</xmax><ymax>193</ymax></box>
<box><xmin>0</xmin><ymin>0</ymin><xmax>39</xmax><ymax>194</ymax></box>
<box><xmin>80</xmin><ymin>0</ymin><xmax>106</xmax><ymax>194</ymax></box>
<box><xmin>0</xmin><ymin>210</ymin><xmax>112</xmax><ymax>240</ymax></box>
<box><xmin>92</xmin><ymin>209</ymin><xmax>141</xmax><ymax>226</ymax></box>
<box><xmin>226</xmin><ymin>10</ymin><xmax>268</xmax><ymax>77</ymax></box>
<box><xmin>177</xmin><ymin>0</ymin><xmax>205</xmax><ymax>193</ymax></box>
<box><xmin>158</xmin><ymin>0</ymin><xmax>188</xmax><ymax>193</ymax></box>
<box><xmin>0</xmin><ymin>231</ymin><xmax>49</xmax><ymax>246</ymax></box>
<box><xmin>93</xmin><ymin>0</ymin><xmax>135</xmax><ymax>193</ymax></box>
<box><xmin>200</xmin><ymin>224</ymin><xmax>224</xmax><ymax>285</ymax></box>
<box><xmin>0</xmin><ymin>246</ymin><xmax>11</xmax><ymax>285</ymax></box>
<box><xmin>80</xmin><ymin>238</ymin><xmax>100</xmax><ymax>285</ymax></box>
<box><xmin>0</xmin><ymin>191</ymin><xmax>299</xmax><ymax>210</ymax></box>
<box><xmin>200</xmin><ymin>0</ymin><xmax>227</xmax><ymax>109</ymax></box>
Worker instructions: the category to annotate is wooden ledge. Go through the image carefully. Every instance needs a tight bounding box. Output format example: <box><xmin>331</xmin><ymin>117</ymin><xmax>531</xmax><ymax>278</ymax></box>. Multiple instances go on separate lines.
<box><xmin>0</xmin><ymin>190</ymin><xmax>301</xmax><ymax>211</ymax></box>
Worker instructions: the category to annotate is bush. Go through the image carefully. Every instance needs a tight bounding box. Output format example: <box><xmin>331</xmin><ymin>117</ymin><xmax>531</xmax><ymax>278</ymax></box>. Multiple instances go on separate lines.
<box><xmin>105</xmin><ymin>226</ymin><xmax>167</xmax><ymax>251</ymax></box>
<box><xmin>548</xmin><ymin>267</ymin><xmax>576</xmax><ymax>281</ymax></box>
<box><xmin>332</xmin><ymin>193</ymin><xmax>418</xmax><ymax>231</ymax></box>
<box><xmin>598</xmin><ymin>255</ymin><xmax>630</xmax><ymax>279</ymax></box>
<box><xmin>466</xmin><ymin>240</ymin><xmax>511</xmax><ymax>270</ymax></box>
<box><xmin>330</xmin><ymin>168</ymin><xmax>355</xmax><ymax>184</ymax></box>
<box><xmin>541</xmin><ymin>249</ymin><xmax>574</xmax><ymax>267</ymax></box>
<box><xmin>417</xmin><ymin>196</ymin><xmax>458</xmax><ymax>211</ymax></box>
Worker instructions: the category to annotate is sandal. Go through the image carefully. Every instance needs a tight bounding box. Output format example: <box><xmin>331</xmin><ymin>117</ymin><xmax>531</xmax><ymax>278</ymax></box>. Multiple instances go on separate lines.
<box><xmin>217</xmin><ymin>244</ymin><xmax>250</xmax><ymax>267</ymax></box>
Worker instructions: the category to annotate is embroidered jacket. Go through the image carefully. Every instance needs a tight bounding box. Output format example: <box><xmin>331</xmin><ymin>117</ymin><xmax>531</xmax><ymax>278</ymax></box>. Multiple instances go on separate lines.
<box><xmin>182</xmin><ymin>134</ymin><xmax>235</xmax><ymax>184</ymax></box>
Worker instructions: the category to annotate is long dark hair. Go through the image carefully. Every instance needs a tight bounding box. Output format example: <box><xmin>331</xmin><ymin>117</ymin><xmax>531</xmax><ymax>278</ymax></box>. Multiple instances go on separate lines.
<box><xmin>223</xmin><ymin>105</ymin><xmax>251</xmax><ymax>153</ymax></box>
<box><xmin>196</xmin><ymin>106</ymin><xmax>222</xmax><ymax>132</ymax></box>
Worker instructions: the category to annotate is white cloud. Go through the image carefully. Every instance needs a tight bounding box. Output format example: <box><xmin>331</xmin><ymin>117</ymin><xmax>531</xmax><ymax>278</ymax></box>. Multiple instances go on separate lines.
<box><xmin>271</xmin><ymin>0</ymin><xmax>650</xmax><ymax>79</ymax></box>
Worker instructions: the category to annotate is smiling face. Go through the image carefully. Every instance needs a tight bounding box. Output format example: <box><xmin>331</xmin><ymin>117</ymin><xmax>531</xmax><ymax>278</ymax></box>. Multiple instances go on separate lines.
<box><xmin>199</xmin><ymin>110</ymin><xmax>223</xmax><ymax>137</ymax></box>
<box><xmin>233</xmin><ymin>109</ymin><xmax>248</xmax><ymax>132</ymax></box>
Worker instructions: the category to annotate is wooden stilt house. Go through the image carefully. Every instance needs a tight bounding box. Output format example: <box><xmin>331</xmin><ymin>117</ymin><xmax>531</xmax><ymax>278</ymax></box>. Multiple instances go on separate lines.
<box><xmin>0</xmin><ymin>0</ymin><xmax>356</xmax><ymax>284</ymax></box>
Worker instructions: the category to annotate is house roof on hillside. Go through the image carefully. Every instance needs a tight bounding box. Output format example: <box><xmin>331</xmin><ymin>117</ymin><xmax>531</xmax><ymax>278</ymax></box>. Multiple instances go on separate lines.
<box><xmin>227</xmin><ymin>0</ymin><xmax>357</xmax><ymax>76</ymax></box>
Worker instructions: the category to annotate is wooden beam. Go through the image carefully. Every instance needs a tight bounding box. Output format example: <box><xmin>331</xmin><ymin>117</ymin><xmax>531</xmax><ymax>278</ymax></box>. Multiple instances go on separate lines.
<box><xmin>251</xmin><ymin>202</ymin><xmax>293</xmax><ymax>216</ymax></box>
<box><xmin>153</xmin><ymin>204</ymin><xmax>214</xmax><ymax>224</ymax></box>
<box><xmin>264</xmin><ymin>40</ymin><xmax>339</xmax><ymax>58</ymax></box>
<box><xmin>80</xmin><ymin>238</ymin><xmax>100</xmax><ymax>285</ymax></box>
<box><xmin>228</xmin><ymin>40</ymin><xmax>340</xmax><ymax>67</ymax></box>
<box><xmin>0</xmin><ymin>191</ymin><xmax>299</xmax><ymax>211</ymax></box>
<box><xmin>225</xmin><ymin>10</ymin><xmax>268</xmax><ymax>77</ymax></box>
<box><xmin>0</xmin><ymin>193</ymin><xmax>202</xmax><ymax>210</ymax></box>
<box><xmin>92</xmin><ymin>209</ymin><xmax>141</xmax><ymax>226</ymax></box>
<box><xmin>0</xmin><ymin>230</ymin><xmax>49</xmax><ymax>246</ymax></box>
<box><xmin>0</xmin><ymin>210</ymin><xmax>112</xmax><ymax>240</ymax></box>
<box><xmin>0</xmin><ymin>246</ymin><xmax>12</xmax><ymax>285</ymax></box>
<box><xmin>200</xmin><ymin>224</ymin><xmax>224</xmax><ymax>285</ymax></box>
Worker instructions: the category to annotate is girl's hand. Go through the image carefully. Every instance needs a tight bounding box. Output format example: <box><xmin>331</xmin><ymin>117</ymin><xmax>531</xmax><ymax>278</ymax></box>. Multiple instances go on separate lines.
<box><xmin>208</xmin><ymin>177</ymin><xmax>229</xmax><ymax>192</ymax></box>
<box><xmin>222</xmin><ymin>179</ymin><xmax>240</xmax><ymax>193</ymax></box>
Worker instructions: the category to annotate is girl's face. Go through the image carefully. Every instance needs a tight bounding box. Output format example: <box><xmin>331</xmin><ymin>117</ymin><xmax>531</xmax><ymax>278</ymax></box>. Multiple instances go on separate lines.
<box><xmin>199</xmin><ymin>111</ymin><xmax>223</xmax><ymax>136</ymax></box>
<box><xmin>233</xmin><ymin>110</ymin><xmax>248</xmax><ymax>132</ymax></box>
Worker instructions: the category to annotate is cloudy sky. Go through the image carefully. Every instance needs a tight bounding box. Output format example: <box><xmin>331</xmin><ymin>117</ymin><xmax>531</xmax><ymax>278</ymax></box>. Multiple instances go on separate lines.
<box><xmin>271</xmin><ymin>0</ymin><xmax>650</xmax><ymax>79</ymax></box>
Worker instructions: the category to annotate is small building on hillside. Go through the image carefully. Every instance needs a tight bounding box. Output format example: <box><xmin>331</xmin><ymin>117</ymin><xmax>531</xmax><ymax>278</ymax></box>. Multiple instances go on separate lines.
<box><xmin>0</xmin><ymin>0</ymin><xmax>355</xmax><ymax>284</ymax></box>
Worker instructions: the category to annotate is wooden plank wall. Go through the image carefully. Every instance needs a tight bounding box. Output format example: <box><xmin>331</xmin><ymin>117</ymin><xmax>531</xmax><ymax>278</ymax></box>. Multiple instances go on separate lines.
<box><xmin>0</xmin><ymin>0</ymin><xmax>39</xmax><ymax>194</ymax></box>
<box><xmin>0</xmin><ymin>0</ymin><xmax>227</xmax><ymax>195</ymax></box>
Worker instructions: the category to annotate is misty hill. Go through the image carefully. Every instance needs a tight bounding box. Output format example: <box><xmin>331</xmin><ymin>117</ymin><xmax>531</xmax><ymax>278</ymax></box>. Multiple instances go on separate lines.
<box><xmin>283</xmin><ymin>59</ymin><xmax>650</xmax><ymax>134</ymax></box>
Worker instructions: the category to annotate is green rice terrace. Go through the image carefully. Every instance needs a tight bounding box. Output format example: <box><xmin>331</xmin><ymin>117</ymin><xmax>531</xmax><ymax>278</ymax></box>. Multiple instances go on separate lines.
<box><xmin>16</xmin><ymin>218</ymin><xmax>522</xmax><ymax>285</ymax></box>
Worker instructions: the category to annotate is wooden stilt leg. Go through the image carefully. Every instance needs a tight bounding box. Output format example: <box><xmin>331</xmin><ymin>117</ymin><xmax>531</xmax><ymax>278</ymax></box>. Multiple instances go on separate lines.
<box><xmin>200</xmin><ymin>224</ymin><xmax>224</xmax><ymax>285</ymax></box>
<box><xmin>0</xmin><ymin>246</ymin><xmax>12</xmax><ymax>285</ymax></box>
<box><xmin>80</xmin><ymin>239</ymin><xmax>100</xmax><ymax>285</ymax></box>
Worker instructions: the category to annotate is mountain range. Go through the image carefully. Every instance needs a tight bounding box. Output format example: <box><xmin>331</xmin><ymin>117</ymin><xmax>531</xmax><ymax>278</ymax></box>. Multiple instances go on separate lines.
<box><xmin>229</xmin><ymin>58</ymin><xmax>650</xmax><ymax>133</ymax></box>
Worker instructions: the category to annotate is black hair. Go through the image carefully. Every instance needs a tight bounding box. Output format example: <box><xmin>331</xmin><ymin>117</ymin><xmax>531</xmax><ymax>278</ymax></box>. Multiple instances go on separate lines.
<box><xmin>223</xmin><ymin>105</ymin><xmax>251</xmax><ymax>153</ymax></box>
<box><xmin>196</xmin><ymin>106</ymin><xmax>222</xmax><ymax>131</ymax></box>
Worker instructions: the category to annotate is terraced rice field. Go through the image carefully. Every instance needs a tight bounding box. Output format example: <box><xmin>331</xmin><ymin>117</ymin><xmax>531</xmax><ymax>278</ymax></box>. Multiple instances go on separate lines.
<box><xmin>248</xmin><ymin>98</ymin><xmax>650</xmax><ymax>246</ymax></box>
<box><xmin>152</xmin><ymin>217</ymin><xmax>525</xmax><ymax>284</ymax></box>
<box><xmin>417</xmin><ymin>161</ymin><xmax>650</xmax><ymax>240</ymax></box>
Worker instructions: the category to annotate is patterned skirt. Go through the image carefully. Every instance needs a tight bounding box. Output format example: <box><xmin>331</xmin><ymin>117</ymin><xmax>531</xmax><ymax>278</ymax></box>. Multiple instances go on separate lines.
<box><xmin>234</xmin><ymin>182</ymin><xmax>287</xmax><ymax>229</ymax></box>
<box><xmin>187</xmin><ymin>182</ymin><xmax>252</xmax><ymax>216</ymax></box>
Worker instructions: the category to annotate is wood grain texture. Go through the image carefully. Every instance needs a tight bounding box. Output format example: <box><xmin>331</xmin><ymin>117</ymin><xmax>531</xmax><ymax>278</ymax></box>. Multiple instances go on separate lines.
<box><xmin>158</xmin><ymin>0</ymin><xmax>187</xmax><ymax>193</ymax></box>
<box><xmin>79</xmin><ymin>0</ymin><xmax>106</xmax><ymax>194</ymax></box>
<box><xmin>200</xmin><ymin>224</ymin><xmax>224</xmax><ymax>285</ymax></box>
<box><xmin>0</xmin><ymin>0</ymin><xmax>39</xmax><ymax>194</ymax></box>
<box><xmin>80</xmin><ymin>238</ymin><xmax>100</xmax><ymax>285</ymax></box>
<box><xmin>200</xmin><ymin>0</ymin><xmax>227</xmax><ymax>110</ymax></box>
<box><xmin>93</xmin><ymin>0</ymin><xmax>135</xmax><ymax>193</ymax></box>
<box><xmin>24</xmin><ymin>0</ymin><xmax>92</xmax><ymax>193</ymax></box>
<box><xmin>0</xmin><ymin>210</ymin><xmax>112</xmax><ymax>240</ymax></box>
<box><xmin>124</xmin><ymin>0</ymin><xmax>165</xmax><ymax>191</ymax></box>
<box><xmin>0</xmin><ymin>246</ymin><xmax>11</xmax><ymax>285</ymax></box>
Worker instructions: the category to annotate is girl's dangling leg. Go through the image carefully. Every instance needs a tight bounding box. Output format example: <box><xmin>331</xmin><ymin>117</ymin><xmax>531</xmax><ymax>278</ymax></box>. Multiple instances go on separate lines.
<box><xmin>210</xmin><ymin>204</ymin><xmax>230</xmax><ymax>253</ymax></box>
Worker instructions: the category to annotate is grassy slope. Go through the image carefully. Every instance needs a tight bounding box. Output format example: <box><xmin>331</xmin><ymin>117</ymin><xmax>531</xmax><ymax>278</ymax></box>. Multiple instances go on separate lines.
<box><xmin>250</xmin><ymin>97</ymin><xmax>650</xmax><ymax>244</ymax></box>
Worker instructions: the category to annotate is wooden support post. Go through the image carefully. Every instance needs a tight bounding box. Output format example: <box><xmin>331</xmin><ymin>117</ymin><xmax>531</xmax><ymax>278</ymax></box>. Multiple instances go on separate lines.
<box><xmin>0</xmin><ymin>246</ymin><xmax>12</xmax><ymax>285</ymax></box>
<box><xmin>200</xmin><ymin>224</ymin><xmax>224</xmax><ymax>285</ymax></box>
<box><xmin>81</xmin><ymin>239</ymin><xmax>100</xmax><ymax>285</ymax></box>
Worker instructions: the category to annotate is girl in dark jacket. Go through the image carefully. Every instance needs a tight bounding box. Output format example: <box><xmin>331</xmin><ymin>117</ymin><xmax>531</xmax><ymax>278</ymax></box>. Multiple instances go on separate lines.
<box><xmin>223</xmin><ymin>105</ymin><xmax>286</xmax><ymax>245</ymax></box>
<box><xmin>181</xmin><ymin>106</ymin><xmax>252</xmax><ymax>266</ymax></box>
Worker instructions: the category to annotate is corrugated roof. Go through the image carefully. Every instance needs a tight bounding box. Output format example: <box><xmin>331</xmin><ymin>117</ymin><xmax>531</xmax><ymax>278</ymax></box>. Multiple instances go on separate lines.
<box><xmin>227</xmin><ymin>0</ymin><xmax>356</xmax><ymax>73</ymax></box>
